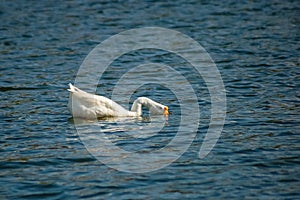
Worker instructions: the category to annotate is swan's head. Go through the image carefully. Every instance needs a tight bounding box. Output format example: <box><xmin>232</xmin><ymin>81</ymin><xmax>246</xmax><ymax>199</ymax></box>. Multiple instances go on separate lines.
<box><xmin>164</xmin><ymin>106</ymin><xmax>169</xmax><ymax>115</ymax></box>
<box><xmin>150</xmin><ymin>104</ymin><xmax>169</xmax><ymax>116</ymax></box>
<box><xmin>134</xmin><ymin>97</ymin><xmax>169</xmax><ymax>116</ymax></box>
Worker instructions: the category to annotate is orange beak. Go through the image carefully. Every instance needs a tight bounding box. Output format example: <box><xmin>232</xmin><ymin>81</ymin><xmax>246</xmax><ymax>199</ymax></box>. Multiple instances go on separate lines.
<box><xmin>164</xmin><ymin>106</ymin><xmax>169</xmax><ymax>115</ymax></box>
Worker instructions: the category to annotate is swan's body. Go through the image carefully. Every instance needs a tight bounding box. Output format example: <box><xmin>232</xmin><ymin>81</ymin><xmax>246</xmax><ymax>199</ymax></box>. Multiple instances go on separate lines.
<box><xmin>68</xmin><ymin>83</ymin><xmax>168</xmax><ymax>119</ymax></box>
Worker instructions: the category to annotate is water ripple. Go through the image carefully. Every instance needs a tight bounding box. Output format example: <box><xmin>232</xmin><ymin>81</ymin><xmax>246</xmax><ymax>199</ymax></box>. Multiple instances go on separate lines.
<box><xmin>0</xmin><ymin>0</ymin><xmax>299</xmax><ymax>199</ymax></box>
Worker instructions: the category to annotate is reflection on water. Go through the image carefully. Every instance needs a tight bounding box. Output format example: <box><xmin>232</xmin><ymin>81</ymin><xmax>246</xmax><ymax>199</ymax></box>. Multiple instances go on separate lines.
<box><xmin>72</xmin><ymin>115</ymin><xmax>168</xmax><ymax>138</ymax></box>
<box><xmin>74</xmin><ymin>111</ymin><xmax>200</xmax><ymax>173</ymax></box>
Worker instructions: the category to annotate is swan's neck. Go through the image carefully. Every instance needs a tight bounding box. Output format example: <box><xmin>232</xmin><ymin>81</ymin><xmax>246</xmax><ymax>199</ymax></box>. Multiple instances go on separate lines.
<box><xmin>130</xmin><ymin>97</ymin><xmax>163</xmax><ymax>116</ymax></box>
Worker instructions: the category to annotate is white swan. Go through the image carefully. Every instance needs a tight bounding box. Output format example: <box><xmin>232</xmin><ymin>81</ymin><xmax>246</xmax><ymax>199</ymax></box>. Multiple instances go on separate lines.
<box><xmin>68</xmin><ymin>83</ymin><xmax>169</xmax><ymax>119</ymax></box>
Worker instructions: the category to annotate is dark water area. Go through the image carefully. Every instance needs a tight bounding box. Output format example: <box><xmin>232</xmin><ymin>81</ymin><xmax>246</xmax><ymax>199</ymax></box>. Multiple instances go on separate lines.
<box><xmin>1</xmin><ymin>0</ymin><xmax>299</xmax><ymax>199</ymax></box>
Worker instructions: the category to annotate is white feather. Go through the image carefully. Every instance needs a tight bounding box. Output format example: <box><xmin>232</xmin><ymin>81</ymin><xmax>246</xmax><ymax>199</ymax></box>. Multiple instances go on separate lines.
<box><xmin>68</xmin><ymin>83</ymin><xmax>168</xmax><ymax>119</ymax></box>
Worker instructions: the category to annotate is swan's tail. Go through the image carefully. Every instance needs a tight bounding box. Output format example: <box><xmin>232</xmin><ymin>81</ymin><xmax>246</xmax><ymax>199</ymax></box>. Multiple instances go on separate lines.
<box><xmin>67</xmin><ymin>83</ymin><xmax>79</xmax><ymax>93</ymax></box>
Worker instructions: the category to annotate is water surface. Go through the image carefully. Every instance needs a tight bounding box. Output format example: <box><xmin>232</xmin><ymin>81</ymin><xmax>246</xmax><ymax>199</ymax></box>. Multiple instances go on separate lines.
<box><xmin>0</xmin><ymin>0</ymin><xmax>299</xmax><ymax>199</ymax></box>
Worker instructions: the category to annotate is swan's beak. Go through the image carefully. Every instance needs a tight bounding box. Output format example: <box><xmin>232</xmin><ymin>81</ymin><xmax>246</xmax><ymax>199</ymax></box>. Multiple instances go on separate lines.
<box><xmin>164</xmin><ymin>106</ymin><xmax>169</xmax><ymax>115</ymax></box>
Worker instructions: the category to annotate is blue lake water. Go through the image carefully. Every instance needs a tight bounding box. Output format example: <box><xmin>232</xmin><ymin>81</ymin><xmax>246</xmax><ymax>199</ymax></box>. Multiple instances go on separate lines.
<box><xmin>1</xmin><ymin>1</ymin><xmax>299</xmax><ymax>199</ymax></box>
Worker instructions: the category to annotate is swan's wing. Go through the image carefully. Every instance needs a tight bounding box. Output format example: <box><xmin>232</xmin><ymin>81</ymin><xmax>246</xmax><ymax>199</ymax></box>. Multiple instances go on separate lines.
<box><xmin>68</xmin><ymin>83</ymin><xmax>130</xmax><ymax>117</ymax></box>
